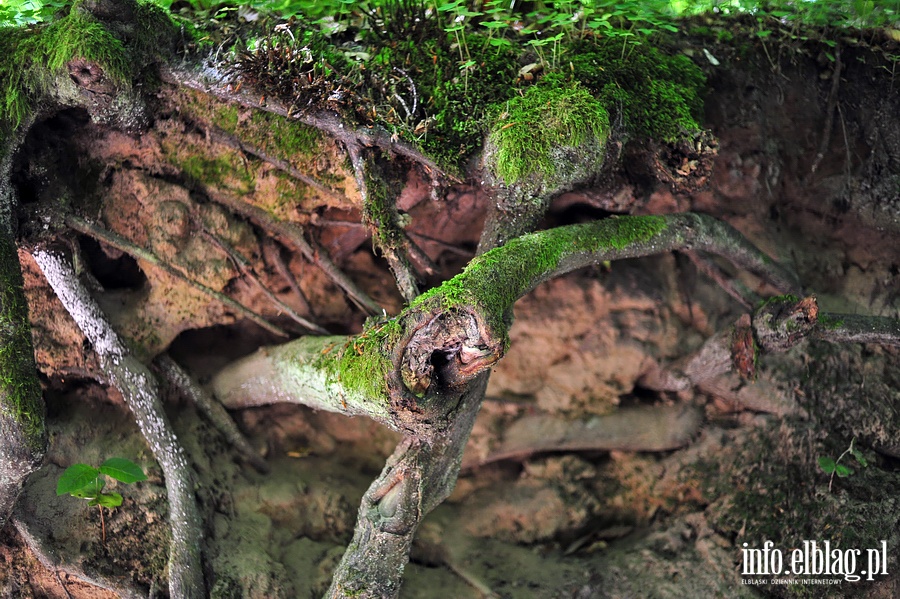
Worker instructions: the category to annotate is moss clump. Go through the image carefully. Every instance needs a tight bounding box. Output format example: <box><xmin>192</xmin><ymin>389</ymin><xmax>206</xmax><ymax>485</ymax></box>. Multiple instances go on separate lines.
<box><xmin>0</xmin><ymin>235</ymin><xmax>45</xmax><ymax>452</ymax></box>
<box><xmin>570</xmin><ymin>40</ymin><xmax>706</xmax><ymax>142</ymax></box>
<box><xmin>817</xmin><ymin>313</ymin><xmax>845</xmax><ymax>330</ymax></box>
<box><xmin>414</xmin><ymin>215</ymin><xmax>667</xmax><ymax>333</ymax></box>
<box><xmin>486</xmin><ymin>77</ymin><xmax>610</xmax><ymax>186</ymax></box>
<box><xmin>245</xmin><ymin>111</ymin><xmax>322</xmax><ymax>158</ymax></box>
<box><xmin>0</xmin><ymin>0</ymin><xmax>176</xmax><ymax>132</ymax></box>
<box><xmin>413</xmin><ymin>32</ymin><xmax>520</xmax><ymax>171</ymax></box>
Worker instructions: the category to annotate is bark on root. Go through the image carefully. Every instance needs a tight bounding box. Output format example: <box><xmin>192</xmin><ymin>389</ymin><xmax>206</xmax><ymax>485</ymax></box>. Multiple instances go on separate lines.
<box><xmin>31</xmin><ymin>248</ymin><xmax>206</xmax><ymax>599</ymax></box>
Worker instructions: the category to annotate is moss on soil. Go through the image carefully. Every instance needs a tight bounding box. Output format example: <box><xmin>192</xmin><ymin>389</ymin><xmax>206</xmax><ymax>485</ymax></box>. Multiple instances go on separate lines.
<box><xmin>569</xmin><ymin>39</ymin><xmax>706</xmax><ymax>142</ymax></box>
<box><xmin>232</xmin><ymin>11</ymin><xmax>707</xmax><ymax>178</ymax></box>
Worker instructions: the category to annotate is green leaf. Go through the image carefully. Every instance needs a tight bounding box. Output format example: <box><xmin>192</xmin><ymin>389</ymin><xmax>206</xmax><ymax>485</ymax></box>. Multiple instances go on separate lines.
<box><xmin>57</xmin><ymin>464</ymin><xmax>101</xmax><ymax>496</ymax></box>
<box><xmin>850</xmin><ymin>448</ymin><xmax>868</xmax><ymax>467</ymax></box>
<box><xmin>100</xmin><ymin>458</ymin><xmax>147</xmax><ymax>484</ymax></box>
<box><xmin>71</xmin><ymin>478</ymin><xmax>105</xmax><ymax>499</ymax></box>
<box><xmin>835</xmin><ymin>463</ymin><xmax>853</xmax><ymax>477</ymax></box>
<box><xmin>89</xmin><ymin>493</ymin><xmax>123</xmax><ymax>508</ymax></box>
<box><xmin>817</xmin><ymin>456</ymin><xmax>837</xmax><ymax>474</ymax></box>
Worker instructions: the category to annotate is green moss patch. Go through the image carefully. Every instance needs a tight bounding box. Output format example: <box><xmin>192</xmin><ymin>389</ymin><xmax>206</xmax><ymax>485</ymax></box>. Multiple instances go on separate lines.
<box><xmin>315</xmin><ymin>317</ymin><xmax>403</xmax><ymax>403</ymax></box>
<box><xmin>486</xmin><ymin>77</ymin><xmax>609</xmax><ymax>185</ymax></box>
<box><xmin>570</xmin><ymin>40</ymin><xmax>706</xmax><ymax>142</ymax></box>
<box><xmin>414</xmin><ymin>215</ymin><xmax>667</xmax><ymax>333</ymax></box>
<box><xmin>0</xmin><ymin>236</ymin><xmax>44</xmax><ymax>452</ymax></box>
<box><xmin>0</xmin><ymin>0</ymin><xmax>176</xmax><ymax>130</ymax></box>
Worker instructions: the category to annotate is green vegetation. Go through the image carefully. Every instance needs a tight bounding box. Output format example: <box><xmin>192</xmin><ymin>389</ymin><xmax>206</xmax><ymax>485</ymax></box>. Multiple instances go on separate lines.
<box><xmin>0</xmin><ymin>0</ymin><xmax>176</xmax><ymax>131</ymax></box>
<box><xmin>414</xmin><ymin>215</ymin><xmax>667</xmax><ymax>333</ymax></box>
<box><xmin>570</xmin><ymin>40</ymin><xmax>705</xmax><ymax>141</ymax></box>
<box><xmin>57</xmin><ymin>457</ymin><xmax>148</xmax><ymax>542</ymax></box>
<box><xmin>228</xmin><ymin>2</ymin><xmax>707</xmax><ymax>175</ymax></box>
<box><xmin>0</xmin><ymin>235</ymin><xmax>45</xmax><ymax>453</ymax></box>
<box><xmin>818</xmin><ymin>437</ymin><xmax>868</xmax><ymax>491</ymax></box>
<box><xmin>700</xmin><ymin>420</ymin><xmax>900</xmax><ymax>598</ymax></box>
<box><xmin>487</xmin><ymin>78</ymin><xmax>609</xmax><ymax>185</ymax></box>
<box><xmin>315</xmin><ymin>317</ymin><xmax>403</xmax><ymax>403</ymax></box>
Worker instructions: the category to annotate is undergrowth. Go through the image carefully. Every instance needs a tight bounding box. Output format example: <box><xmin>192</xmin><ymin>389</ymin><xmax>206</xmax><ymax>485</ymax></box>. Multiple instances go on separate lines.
<box><xmin>228</xmin><ymin>2</ymin><xmax>707</xmax><ymax>175</ymax></box>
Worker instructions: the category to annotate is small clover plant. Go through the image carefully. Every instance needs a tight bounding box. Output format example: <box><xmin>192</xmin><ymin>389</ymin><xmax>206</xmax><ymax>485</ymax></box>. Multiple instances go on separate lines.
<box><xmin>818</xmin><ymin>438</ymin><xmax>868</xmax><ymax>492</ymax></box>
<box><xmin>57</xmin><ymin>457</ymin><xmax>147</xmax><ymax>542</ymax></box>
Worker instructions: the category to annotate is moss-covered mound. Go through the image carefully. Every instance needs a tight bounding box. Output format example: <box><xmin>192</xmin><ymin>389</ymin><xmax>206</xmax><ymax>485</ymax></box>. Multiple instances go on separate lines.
<box><xmin>231</xmin><ymin>6</ymin><xmax>707</xmax><ymax>178</ymax></box>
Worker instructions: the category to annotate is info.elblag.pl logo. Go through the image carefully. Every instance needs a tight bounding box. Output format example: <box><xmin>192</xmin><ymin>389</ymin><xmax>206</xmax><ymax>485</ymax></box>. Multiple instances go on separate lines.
<box><xmin>741</xmin><ymin>540</ymin><xmax>889</xmax><ymax>584</ymax></box>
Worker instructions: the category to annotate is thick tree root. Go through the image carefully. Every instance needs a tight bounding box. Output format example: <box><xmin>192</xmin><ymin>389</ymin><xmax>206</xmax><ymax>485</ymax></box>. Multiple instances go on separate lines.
<box><xmin>31</xmin><ymin>249</ymin><xmax>206</xmax><ymax>599</ymax></box>
<box><xmin>0</xmin><ymin>129</ymin><xmax>46</xmax><ymax>530</ymax></box>
<box><xmin>325</xmin><ymin>374</ymin><xmax>489</xmax><ymax>599</ymax></box>
<box><xmin>465</xmin><ymin>404</ymin><xmax>704</xmax><ymax>468</ymax></box>
<box><xmin>213</xmin><ymin>213</ymin><xmax>820</xmax><ymax>596</ymax></box>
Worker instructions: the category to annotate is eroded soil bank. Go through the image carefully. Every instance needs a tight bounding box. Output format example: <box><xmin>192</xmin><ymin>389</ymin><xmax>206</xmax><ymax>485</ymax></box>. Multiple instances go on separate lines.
<box><xmin>2</xmin><ymin>28</ymin><xmax>899</xmax><ymax>599</ymax></box>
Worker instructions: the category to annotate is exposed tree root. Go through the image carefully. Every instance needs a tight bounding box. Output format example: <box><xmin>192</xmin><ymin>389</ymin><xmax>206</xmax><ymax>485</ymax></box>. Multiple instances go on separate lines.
<box><xmin>683</xmin><ymin>250</ymin><xmax>757</xmax><ymax>308</ymax></box>
<box><xmin>464</xmin><ymin>404</ymin><xmax>704</xmax><ymax>468</ymax></box>
<box><xmin>31</xmin><ymin>249</ymin><xmax>206</xmax><ymax>598</ymax></box>
<box><xmin>213</xmin><ymin>211</ymin><xmax>815</xmax><ymax>597</ymax></box>
<box><xmin>325</xmin><ymin>375</ymin><xmax>489</xmax><ymax>599</ymax></box>
<box><xmin>155</xmin><ymin>354</ymin><xmax>270</xmax><ymax>473</ymax></box>
<box><xmin>347</xmin><ymin>144</ymin><xmax>421</xmax><ymax>302</ymax></box>
<box><xmin>0</xmin><ymin>130</ymin><xmax>46</xmax><ymax>530</ymax></box>
<box><xmin>162</xmin><ymin>65</ymin><xmax>461</xmax><ymax>183</ymax></box>
<box><xmin>811</xmin><ymin>45</ymin><xmax>842</xmax><ymax>174</ymax></box>
<box><xmin>640</xmin><ymin>297</ymin><xmax>900</xmax><ymax>416</ymax></box>
<box><xmin>262</xmin><ymin>237</ymin><xmax>313</xmax><ymax>314</ymax></box>
<box><xmin>214</xmin><ymin>213</ymin><xmax>803</xmax><ymax>443</ymax></box>
<box><xmin>66</xmin><ymin>215</ymin><xmax>289</xmax><ymax>338</ymax></box>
